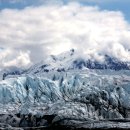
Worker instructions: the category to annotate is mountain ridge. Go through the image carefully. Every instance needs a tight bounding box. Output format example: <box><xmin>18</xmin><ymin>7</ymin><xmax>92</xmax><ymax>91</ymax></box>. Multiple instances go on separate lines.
<box><xmin>0</xmin><ymin>49</ymin><xmax>130</xmax><ymax>80</ymax></box>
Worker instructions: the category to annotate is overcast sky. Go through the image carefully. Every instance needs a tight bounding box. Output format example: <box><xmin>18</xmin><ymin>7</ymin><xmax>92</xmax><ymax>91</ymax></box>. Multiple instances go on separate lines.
<box><xmin>0</xmin><ymin>0</ymin><xmax>130</xmax><ymax>69</ymax></box>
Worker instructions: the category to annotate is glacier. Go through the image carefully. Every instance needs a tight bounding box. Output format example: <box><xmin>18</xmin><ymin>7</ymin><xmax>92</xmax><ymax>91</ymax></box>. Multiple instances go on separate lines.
<box><xmin>1</xmin><ymin>49</ymin><xmax>130</xmax><ymax>129</ymax></box>
<box><xmin>1</xmin><ymin>70</ymin><xmax>130</xmax><ymax>129</ymax></box>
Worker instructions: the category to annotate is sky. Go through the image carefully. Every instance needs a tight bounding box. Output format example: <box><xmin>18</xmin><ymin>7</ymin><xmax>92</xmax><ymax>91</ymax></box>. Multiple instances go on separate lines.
<box><xmin>0</xmin><ymin>0</ymin><xmax>130</xmax><ymax>69</ymax></box>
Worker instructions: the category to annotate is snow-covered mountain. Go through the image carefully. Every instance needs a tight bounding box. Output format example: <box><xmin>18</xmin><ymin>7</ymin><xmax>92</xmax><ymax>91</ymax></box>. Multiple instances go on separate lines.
<box><xmin>1</xmin><ymin>50</ymin><xmax>130</xmax><ymax>129</ymax></box>
<box><xmin>1</xmin><ymin>49</ymin><xmax>130</xmax><ymax>80</ymax></box>
<box><xmin>23</xmin><ymin>49</ymin><xmax>130</xmax><ymax>75</ymax></box>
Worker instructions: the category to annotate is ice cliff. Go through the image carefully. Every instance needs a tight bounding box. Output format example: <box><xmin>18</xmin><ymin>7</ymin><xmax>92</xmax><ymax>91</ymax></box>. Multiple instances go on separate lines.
<box><xmin>1</xmin><ymin>71</ymin><xmax>130</xmax><ymax>129</ymax></box>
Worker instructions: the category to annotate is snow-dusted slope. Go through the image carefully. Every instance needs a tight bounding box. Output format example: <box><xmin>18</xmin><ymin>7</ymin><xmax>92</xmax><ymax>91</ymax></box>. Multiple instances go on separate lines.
<box><xmin>0</xmin><ymin>66</ymin><xmax>23</xmax><ymax>81</ymax></box>
<box><xmin>22</xmin><ymin>49</ymin><xmax>130</xmax><ymax>76</ymax></box>
<box><xmin>1</xmin><ymin>49</ymin><xmax>130</xmax><ymax>81</ymax></box>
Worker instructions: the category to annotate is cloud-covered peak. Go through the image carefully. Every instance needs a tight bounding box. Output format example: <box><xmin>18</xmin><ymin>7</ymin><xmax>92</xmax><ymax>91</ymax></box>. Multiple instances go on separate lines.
<box><xmin>0</xmin><ymin>2</ymin><xmax>130</xmax><ymax>69</ymax></box>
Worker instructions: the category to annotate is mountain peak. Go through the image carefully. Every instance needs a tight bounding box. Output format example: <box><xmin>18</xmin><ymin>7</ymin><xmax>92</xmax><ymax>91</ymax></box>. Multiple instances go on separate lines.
<box><xmin>1</xmin><ymin>50</ymin><xmax>130</xmax><ymax>80</ymax></box>
<box><xmin>70</xmin><ymin>48</ymin><xmax>75</xmax><ymax>55</ymax></box>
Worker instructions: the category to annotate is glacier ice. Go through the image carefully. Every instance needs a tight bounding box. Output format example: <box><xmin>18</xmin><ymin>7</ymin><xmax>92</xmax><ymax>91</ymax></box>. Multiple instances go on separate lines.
<box><xmin>1</xmin><ymin>71</ymin><xmax>130</xmax><ymax>129</ymax></box>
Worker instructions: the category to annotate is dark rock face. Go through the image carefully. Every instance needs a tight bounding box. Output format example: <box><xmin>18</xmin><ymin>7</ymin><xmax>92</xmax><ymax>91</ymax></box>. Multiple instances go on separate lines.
<box><xmin>1</xmin><ymin>113</ymin><xmax>130</xmax><ymax>130</ymax></box>
<box><xmin>73</xmin><ymin>55</ymin><xmax>129</xmax><ymax>70</ymax></box>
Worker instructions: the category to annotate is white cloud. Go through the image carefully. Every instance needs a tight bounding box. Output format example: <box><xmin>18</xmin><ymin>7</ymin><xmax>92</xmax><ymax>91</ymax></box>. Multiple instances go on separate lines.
<box><xmin>0</xmin><ymin>2</ymin><xmax>130</xmax><ymax>69</ymax></box>
<box><xmin>0</xmin><ymin>49</ymin><xmax>31</xmax><ymax>68</ymax></box>
<box><xmin>3</xmin><ymin>51</ymin><xmax>31</xmax><ymax>67</ymax></box>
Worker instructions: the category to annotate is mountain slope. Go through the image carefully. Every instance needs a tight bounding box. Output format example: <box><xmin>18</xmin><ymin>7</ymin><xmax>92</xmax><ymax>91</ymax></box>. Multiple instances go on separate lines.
<box><xmin>1</xmin><ymin>49</ymin><xmax>130</xmax><ymax>80</ymax></box>
<box><xmin>23</xmin><ymin>49</ymin><xmax>130</xmax><ymax>76</ymax></box>
<box><xmin>0</xmin><ymin>66</ymin><xmax>24</xmax><ymax>80</ymax></box>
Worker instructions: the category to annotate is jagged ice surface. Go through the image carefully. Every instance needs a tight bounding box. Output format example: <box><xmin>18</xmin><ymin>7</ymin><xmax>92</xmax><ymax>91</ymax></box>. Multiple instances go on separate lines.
<box><xmin>1</xmin><ymin>71</ymin><xmax>130</xmax><ymax>126</ymax></box>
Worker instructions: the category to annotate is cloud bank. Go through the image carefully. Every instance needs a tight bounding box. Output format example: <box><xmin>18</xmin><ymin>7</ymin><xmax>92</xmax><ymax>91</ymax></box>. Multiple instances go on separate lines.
<box><xmin>0</xmin><ymin>2</ymin><xmax>130</xmax><ymax>68</ymax></box>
